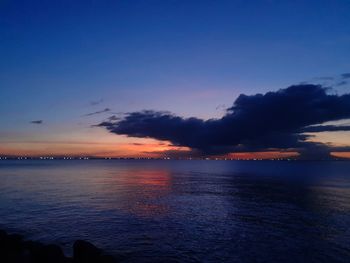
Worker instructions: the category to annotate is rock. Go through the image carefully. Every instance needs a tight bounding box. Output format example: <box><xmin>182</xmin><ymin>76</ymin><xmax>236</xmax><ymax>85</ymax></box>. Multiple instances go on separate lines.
<box><xmin>7</xmin><ymin>233</ymin><xmax>23</xmax><ymax>243</ymax></box>
<box><xmin>0</xmin><ymin>229</ymin><xmax>115</xmax><ymax>263</ymax></box>
<box><xmin>0</xmin><ymin>229</ymin><xmax>7</xmax><ymax>240</ymax></box>
<box><xmin>73</xmin><ymin>240</ymin><xmax>101</xmax><ymax>263</ymax></box>
<box><xmin>23</xmin><ymin>241</ymin><xmax>68</xmax><ymax>263</ymax></box>
<box><xmin>5</xmin><ymin>234</ymin><xmax>24</xmax><ymax>252</ymax></box>
<box><xmin>22</xmin><ymin>240</ymin><xmax>44</xmax><ymax>252</ymax></box>
<box><xmin>22</xmin><ymin>240</ymin><xmax>43</xmax><ymax>260</ymax></box>
<box><xmin>42</xmin><ymin>244</ymin><xmax>67</xmax><ymax>263</ymax></box>
<box><xmin>0</xmin><ymin>230</ymin><xmax>8</xmax><ymax>253</ymax></box>
<box><xmin>99</xmin><ymin>255</ymin><xmax>115</xmax><ymax>263</ymax></box>
<box><xmin>0</xmin><ymin>233</ymin><xmax>25</xmax><ymax>263</ymax></box>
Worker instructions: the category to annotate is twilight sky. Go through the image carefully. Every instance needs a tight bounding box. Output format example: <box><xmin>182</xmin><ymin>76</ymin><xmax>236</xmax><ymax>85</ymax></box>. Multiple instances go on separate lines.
<box><xmin>1</xmin><ymin>0</ymin><xmax>350</xmax><ymax>158</ymax></box>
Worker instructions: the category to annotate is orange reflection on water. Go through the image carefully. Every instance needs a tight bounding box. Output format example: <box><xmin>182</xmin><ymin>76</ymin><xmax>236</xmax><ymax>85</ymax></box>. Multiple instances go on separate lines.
<box><xmin>95</xmin><ymin>167</ymin><xmax>172</xmax><ymax>218</ymax></box>
<box><xmin>119</xmin><ymin>169</ymin><xmax>172</xmax><ymax>217</ymax></box>
<box><xmin>125</xmin><ymin>169</ymin><xmax>171</xmax><ymax>187</ymax></box>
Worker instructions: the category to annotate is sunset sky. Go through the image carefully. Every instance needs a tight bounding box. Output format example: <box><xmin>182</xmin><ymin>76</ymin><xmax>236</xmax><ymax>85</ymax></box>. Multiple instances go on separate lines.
<box><xmin>1</xmin><ymin>0</ymin><xmax>350</xmax><ymax>158</ymax></box>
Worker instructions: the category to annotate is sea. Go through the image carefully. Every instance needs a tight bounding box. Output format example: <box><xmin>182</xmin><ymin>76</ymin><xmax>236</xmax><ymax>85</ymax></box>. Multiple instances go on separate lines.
<box><xmin>0</xmin><ymin>159</ymin><xmax>349</xmax><ymax>262</ymax></box>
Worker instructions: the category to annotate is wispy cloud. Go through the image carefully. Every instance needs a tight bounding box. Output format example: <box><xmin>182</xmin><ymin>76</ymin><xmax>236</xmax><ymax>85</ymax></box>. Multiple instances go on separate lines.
<box><xmin>336</xmin><ymin>81</ymin><xmax>348</xmax><ymax>87</ymax></box>
<box><xmin>341</xmin><ymin>73</ymin><xmax>350</xmax><ymax>79</ymax></box>
<box><xmin>89</xmin><ymin>99</ymin><xmax>104</xmax><ymax>106</ymax></box>
<box><xmin>30</xmin><ymin>120</ymin><xmax>43</xmax><ymax>124</ymax></box>
<box><xmin>83</xmin><ymin>108</ymin><xmax>111</xmax><ymax>117</ymax></box>
<box><xmin>301</xmin><ymin>125</ymin><xmax>350</xmax><ymax>133</ymax></box>
<box><xmin>107</xmin><ymin>115</ymin><xmax>120</xmax><ymax>121</ymax></box>
<box><xmin>314</xmin><ymin>76</ymin><xmax>334</xmax><ymax>81</ymax></box>
<box><xmin>215</xmin><ymin>104</ymin><xmax>226</xmax><ymax>111</ymax></box>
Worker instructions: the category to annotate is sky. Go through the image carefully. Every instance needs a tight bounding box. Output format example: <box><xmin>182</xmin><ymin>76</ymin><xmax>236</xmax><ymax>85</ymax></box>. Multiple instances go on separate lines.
<box><xmin>0</xmin><ymin>0</ymin><xmax>350</xmax><ymax>159</ymax></box>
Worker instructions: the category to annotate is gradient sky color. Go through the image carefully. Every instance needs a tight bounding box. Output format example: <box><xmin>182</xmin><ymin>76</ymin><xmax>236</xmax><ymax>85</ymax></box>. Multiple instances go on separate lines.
<box><xmin>1</xmin><ymin>0</ymin><xmax>350</xmax><ymax>157</ymax></box>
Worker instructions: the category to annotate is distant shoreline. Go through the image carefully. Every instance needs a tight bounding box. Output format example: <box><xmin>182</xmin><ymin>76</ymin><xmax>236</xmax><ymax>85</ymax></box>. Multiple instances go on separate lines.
<box><xmin>0</xmin><ymin>157</ymin><xmax>349</xmax><ymax>161</ymax></box>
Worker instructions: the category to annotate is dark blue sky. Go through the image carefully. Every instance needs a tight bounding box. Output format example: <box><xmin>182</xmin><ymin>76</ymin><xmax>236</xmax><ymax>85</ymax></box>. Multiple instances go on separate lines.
<box><xmin>1</xmin><ymin>0</ymin><xmax>349</xmax><ymax>157</ymax></box>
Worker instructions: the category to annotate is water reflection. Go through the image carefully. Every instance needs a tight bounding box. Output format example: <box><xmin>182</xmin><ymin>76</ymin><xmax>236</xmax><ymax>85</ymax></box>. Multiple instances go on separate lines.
<box><xmin>93</xmin><ymin>168</ymin><xmax>172</xmax><ymax>217</ymax></box>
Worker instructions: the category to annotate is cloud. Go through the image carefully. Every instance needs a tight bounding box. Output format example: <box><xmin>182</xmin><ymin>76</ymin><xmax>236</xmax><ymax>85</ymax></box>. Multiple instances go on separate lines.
<box><xmin>315</xmin><ymin>76</ymin><xmax>334</xmax><ymax>81</ymax></box>
<box><xmin>30</xmin><ymin>120</ymin><xmax>43</xmax><ymax>124</ymax></box>
<box><xmin>341</xmin><ymin>73</ymin><xmax>350</xmax><ymax>79</ymax></box>
<box><xmin>107</xmin><ymin>115</ymin><xmax>120</xmax><ymax>121</ymax></box>
<box><xmin>215</xmin><ymin>104</ymin><xmax>226</xmax><ymax>111</ymax></box>
<box><xmin>89</xmin><ymin>99</ymin><xmax>104</xmax><ymax>106</ymax></box>
<box><xmin>97</xmin><ymin>84</ymin><xmax>350</xmax><ymax>158</ymax></box>
<box><xmin>305</xmin><ymin>73</ymin><xmax>350</xmax><ymax>88</ymax></box>
<box><xmin>83</xmin><ymin>108</ymin><xmax>111</xmax><ymax>117</ymax></box>
<box><xmin>301</xmin><ymin>125</ymin><xmax>350</xmax><ymax>133</ymax></box>
<box><xmin>336</xmin><ymin>81</ymin><xmax>348</xmax><ymax>86</ymax></box>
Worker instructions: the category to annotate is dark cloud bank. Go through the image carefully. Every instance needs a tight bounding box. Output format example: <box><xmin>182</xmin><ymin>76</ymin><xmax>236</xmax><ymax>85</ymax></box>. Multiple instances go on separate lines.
<box><xmin>98</xmin><ymin>84</ymin><xmax>350</xmax><ymax>159</ymax></box>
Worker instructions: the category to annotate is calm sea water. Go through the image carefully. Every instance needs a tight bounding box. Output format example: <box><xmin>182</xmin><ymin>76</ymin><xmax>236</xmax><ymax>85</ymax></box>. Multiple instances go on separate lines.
<box><xmin>0</xmin><ymin>160</ymin><xmax>350</xmax><ymax>262</ymax></box>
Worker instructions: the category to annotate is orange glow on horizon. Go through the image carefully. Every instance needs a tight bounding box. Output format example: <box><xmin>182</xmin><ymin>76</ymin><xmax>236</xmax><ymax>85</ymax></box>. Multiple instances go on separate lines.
<box><xmin>2</xmin><ymin>139</ymin><xmax>349</xmax><ymax>159</ymax></box>
<box><xmin>331</xmin><ymin>152</ymin><xmax>350</xmax><ymax>159</ymax></box>
<box><xmin>0</xmin><ymin>139</ymin><xmax>188</xmax><ymax>158</ymax></box>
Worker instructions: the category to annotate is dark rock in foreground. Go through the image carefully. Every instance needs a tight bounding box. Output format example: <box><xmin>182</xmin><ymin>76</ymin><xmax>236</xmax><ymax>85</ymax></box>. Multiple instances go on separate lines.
<box><xmin>73</xmin><ymin>240</ymin><xmax>101</xmax><ymax>263</ymax></box>
<box><xmin>0</xmin><ymin>229</ymin><xmax>118</xmax><ymax>263</ymax></box>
